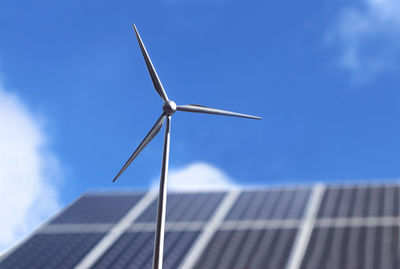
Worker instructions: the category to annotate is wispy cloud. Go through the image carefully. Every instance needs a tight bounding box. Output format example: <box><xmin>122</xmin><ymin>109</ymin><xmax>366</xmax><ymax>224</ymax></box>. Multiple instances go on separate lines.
<box><xmin>151</xmin><ymin>162</ymin><xmax>238</xmax><ymax>192</ymax></box>
<box><xmin>0</xmin><ymin>83</ymin><xmax>61</xmax><ymax>253</ymax></box>
<box><xmin>328</xmin><ymin>0</ymin><xmax>400</xmax><ymax>83</ymax></box>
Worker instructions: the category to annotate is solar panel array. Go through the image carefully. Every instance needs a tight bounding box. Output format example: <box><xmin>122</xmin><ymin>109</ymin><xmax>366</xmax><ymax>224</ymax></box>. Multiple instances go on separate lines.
<box><xmin>1</xmin><ymin>184</ymin><xmax>400</xmax><ymax>269</ymax></box>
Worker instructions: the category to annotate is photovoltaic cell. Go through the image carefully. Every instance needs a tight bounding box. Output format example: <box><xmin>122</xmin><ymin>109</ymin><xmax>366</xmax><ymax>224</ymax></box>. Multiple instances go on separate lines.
<box><xmin>92</xmin><ymin>231</ymin><xmax>200</xmax><ymax>269</ymax></box>
<box><xmin>4</xmin><ymin>183</ymin><xmax>400</xmax><ymax>269</ymax></box>
<box><xmin>317</xmin><ymin>185</ymin><xmax>400</xmax><ymax>218</ymax></box>
<box><xmin>0</xmin><ymin>233</ymin><xmax>105</xmax><ymax>269</ymax></box>
<box><xmin>51</xmin><ymin>194</ymin><xmax>143</xmax><ymax>224</ymax></box>
<box><xmin>194</xmin><ymin>228</ymin><xmax>297</xmax><ymax>269</ymax></box>
<box><xmin>225</xmin><ymin>188</ymin><xmax>311</xmax><ymax>221</ymax></box>
<box><xmin>135</xmin><ymin>192</ymin><xmax>226</xmax><ymax>223</ymax></box>
<box><xmin>301</xmin><ymin>225</ymin><xmax>400</xmax><ymax>269</ymax></box>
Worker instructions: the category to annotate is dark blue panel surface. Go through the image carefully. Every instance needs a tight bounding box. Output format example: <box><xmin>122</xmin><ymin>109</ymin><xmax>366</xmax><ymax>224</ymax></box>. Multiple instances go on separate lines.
<box><xmin>317</xmin><ymin>185</ymin><xmax>400</xmax><ymax>218</ymax></box>
<box><xmin>51</xmin><ymin>193</ymin><xmax>144</xmax><ymax>224</ymax></box>
<box><xmin>0</xmin><ymin>233</ymin><xmax>105</xmax><ymax>269</ymax></box>
<box><xmin>301</xmin><ymin>225</ymin><xmax>400</xmax><ymax>269</ymax></box>
<box><xmin>225</xmin><ymin>188</ymin><xmax>311</xmax><ymax>221</ymax></box>
<box><xmin>194</xmin><ymin>228</ymin><xmax>298</xmax><ymax>269</ymax></box>
<box><xmin>92</xmin><ymin>231</ymin><xmax>200</xmax><ymax>269</ymax></box>
<box><xmin>136</xmin><ymin>192</ymin><xmax>226</xmax><ymax>223</ymax></box>
<box><xmin>5</xmin><ymin>184</ymin><xmax>400</xmax><ymax>269</ymax></box>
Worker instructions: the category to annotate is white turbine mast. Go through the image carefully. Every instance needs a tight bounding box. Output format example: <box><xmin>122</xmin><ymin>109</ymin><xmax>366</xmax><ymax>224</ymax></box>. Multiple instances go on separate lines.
<box><xmin>113</xmin><ymin>24</ymin><xmax>261</xmax><ymax>269</ymax></box>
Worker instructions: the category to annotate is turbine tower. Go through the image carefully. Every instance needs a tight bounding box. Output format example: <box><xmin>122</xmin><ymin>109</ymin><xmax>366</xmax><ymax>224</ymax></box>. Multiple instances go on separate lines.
<box><xmin>113</xmin><ymin>24</ymin><xmax>261</xmax><ymax>269</ymax></box>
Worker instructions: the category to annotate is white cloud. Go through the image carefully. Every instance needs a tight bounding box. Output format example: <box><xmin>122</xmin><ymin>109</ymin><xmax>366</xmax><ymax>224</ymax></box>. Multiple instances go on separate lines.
<box><xmin>151</xmin><ymin>162</ymin><xmax>238</xmax><ymax>191</ymax></box>
<box><xmin>0</xmin><ymin>83</ymin><xmax>61</xmax><ymax>253</ymax></box>
<box><xmin>329</xmin><ymin>0</ymin><xmax>400</xmax><ymax>82</ymax></box>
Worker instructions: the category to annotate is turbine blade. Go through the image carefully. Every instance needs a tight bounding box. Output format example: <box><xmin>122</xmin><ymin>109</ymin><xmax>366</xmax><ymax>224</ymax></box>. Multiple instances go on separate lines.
<box><xmin>113</xmin><ymin>113</ymin><xmax>166</xmax><ymax>182</ymax></box>
<box><xmin>176</xmin><ymin>104</ymin><xmax>261</xmax><ymax>120</ymax></box>
<box><xmin>132</xmin><ymin>24</ymin><xmax>169</xmax><ymax>102</ymax></box>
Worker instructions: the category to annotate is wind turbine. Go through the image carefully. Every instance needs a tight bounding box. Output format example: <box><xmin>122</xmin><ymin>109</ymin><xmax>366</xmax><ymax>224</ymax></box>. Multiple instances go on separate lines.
<box><xmin>113</xmin><ymin>24</ymin><xmax>261</xmax><ymax>269</ymax></box>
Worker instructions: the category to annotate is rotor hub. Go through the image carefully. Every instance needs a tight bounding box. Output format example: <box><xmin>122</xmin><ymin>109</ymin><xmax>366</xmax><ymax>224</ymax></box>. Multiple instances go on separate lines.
<box><xmin>163</xmin><ymin>100</ymin><xmax>177</xmax><ymax>115</ymax></box>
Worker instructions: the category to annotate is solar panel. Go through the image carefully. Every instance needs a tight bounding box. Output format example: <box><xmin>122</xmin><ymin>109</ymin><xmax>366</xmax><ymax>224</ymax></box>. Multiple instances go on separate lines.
<box><xmin>225</xmin><ymin>188</ymin><xmax>311</xmax><ymax>221</ymax></box>
<box><xmin>317</xmin><ymin>185</ymin><xmax>400</xmax><ymax>218</ymax></box>
<box><xmin>301</xmin><ymin>225</ymin><xmax>400</xmax><ymax>269</ymax></box>
<box><xmin>92</xmin><ymin>231</ymin><xmax>200</xmax><ymax>269</ymax></box>
<box><xmin>0</xmin><ymin>233</ymin><xmax>105</xmax><ymax>269</ymax></box>
<box><xmin>2</xmin><ymin>184</ymin><xmax>400</xmax><ymax>269</ymax></box>
<box><xmin>193</xmin><ymin>228</ymin><xmax>298</xmax><ymax>269</ymax></box>
<box><xmin>135</xmin><ymin>192</ymin><xmax>226</xmax><ymax>223</ymax></box>
<box><xmin>51</xmin><ymin>193</ymin><xmax>144</xmax><ymax>224</ymax></box>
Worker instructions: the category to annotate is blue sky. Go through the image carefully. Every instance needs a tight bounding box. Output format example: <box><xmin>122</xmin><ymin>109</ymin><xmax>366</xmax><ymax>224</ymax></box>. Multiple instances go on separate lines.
<box><xmin>1</xmin><ymin>0</ymin><xmax>400</xmax><ymax>251</ymax></box>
